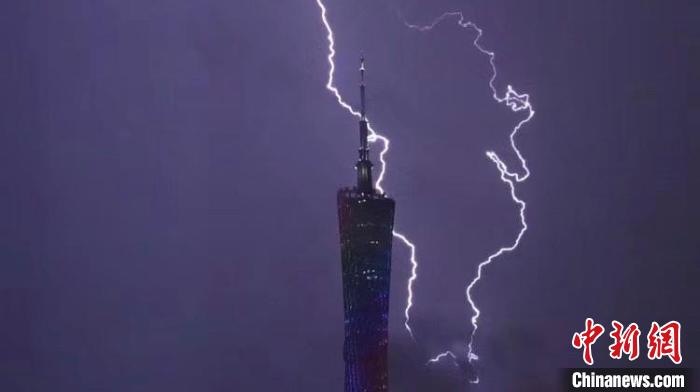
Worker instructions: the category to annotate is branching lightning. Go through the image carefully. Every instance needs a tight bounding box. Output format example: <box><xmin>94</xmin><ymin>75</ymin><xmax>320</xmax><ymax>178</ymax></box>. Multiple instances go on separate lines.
<box><xmin>315</xmin><ymin>2</ymin><xmax>534</xmax><ymax>386</ymax></box>
<box><xmin>315</xmin><ymin>0</ymin><xmax>420</xmax><ymax>340</ymax></box>
<box><xmin>427</xmin><ymin>351</ymin><xmax>459</xmax><ymax>367</ymax></box>
<box><xmin>405</xmin><ymin>12</ymin><xmax>534</xmax><ymax>384</ymax></box>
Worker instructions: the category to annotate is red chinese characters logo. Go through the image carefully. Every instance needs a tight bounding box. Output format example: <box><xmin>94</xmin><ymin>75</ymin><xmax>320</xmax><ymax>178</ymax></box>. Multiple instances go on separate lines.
<box><xmin>647</xmin><ymin>321</ymin><xmax>682</xmax><ymax>364</ymax></box>
<box><xmin>609</xmin><ymin>321</ymin><xmax>640</xmax><ymax>361</ymax></box>
<box><xmin>572</xmin><ymin>318</ymin><xmax>605</xmax><ymax>365</ymax></box>
<box><xmin>572</xmin><ymin>319</ymin><xmax>682</xmax><ymax>365</ymax></box>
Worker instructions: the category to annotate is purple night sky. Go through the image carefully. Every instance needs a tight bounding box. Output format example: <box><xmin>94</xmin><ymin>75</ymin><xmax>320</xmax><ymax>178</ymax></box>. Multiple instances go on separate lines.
<box><xmin>1</xmin><ymin>0</ymin><xmax>698</xmax><ymax>390</ymax></box>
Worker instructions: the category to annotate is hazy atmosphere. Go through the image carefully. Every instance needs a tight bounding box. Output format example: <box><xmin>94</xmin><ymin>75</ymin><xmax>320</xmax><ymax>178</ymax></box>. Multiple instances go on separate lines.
<box><xmin>1</xmin><ymin>0</ymin><xmax>698</xmax><ymax>390</ymax></box>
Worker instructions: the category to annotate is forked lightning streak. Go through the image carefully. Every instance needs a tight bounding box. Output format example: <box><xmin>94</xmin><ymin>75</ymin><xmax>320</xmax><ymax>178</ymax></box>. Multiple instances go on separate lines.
<box><xmin>314</xmin><ymin>3</ymin><xmax>534</xmax><ymax>385</ymax></box>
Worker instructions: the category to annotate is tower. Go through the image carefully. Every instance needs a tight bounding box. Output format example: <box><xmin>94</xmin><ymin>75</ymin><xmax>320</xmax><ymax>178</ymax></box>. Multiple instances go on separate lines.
<box><xmin>337</xmin><ymin>58</ymin><xmax>396</xmax><ymax>392</ymax></box>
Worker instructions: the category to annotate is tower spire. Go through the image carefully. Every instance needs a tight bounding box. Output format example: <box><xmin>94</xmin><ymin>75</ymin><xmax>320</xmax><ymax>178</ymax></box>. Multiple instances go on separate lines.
<box><xmin>356</xmin><ymin>56</ymin><xmax>373</xmax><ymax>194</ymax></box>
<box><xmin>360</xmin><ymin>56</ymin><xmax>366</xmax><ymax>119</ymax></box>
<box><xmin>337</xmin><ymin>58</ymin><xmax>395</xmax><ymax>390</ymax></box>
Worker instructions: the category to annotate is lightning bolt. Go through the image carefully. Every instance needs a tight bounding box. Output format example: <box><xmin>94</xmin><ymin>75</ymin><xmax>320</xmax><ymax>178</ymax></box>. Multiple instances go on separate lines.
<box><xmin>315</xmin><ymin>2</ymin><xmax>534</xmax><ymax>386</ymax></box>
<box><xmin>405</xmin><ymin>12</ymin><xmax>534</xmax><ymax>384</ymax></box>
<box><xmin>314</xmin><ymin>0</ymin><xmax>420</xmax><ymax>340</ymax></box>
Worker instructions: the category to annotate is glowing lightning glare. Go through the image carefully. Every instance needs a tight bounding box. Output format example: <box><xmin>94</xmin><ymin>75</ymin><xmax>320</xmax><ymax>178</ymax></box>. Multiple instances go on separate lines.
<box><xmin>314</xmin><ymin>0</ymin><xmax>420</xmax><ymax>340</ymax></box>
<box><xmin>405</xmin><ymin>12</ymin><xmax>534</xmax><ymax>383</ymax></box>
